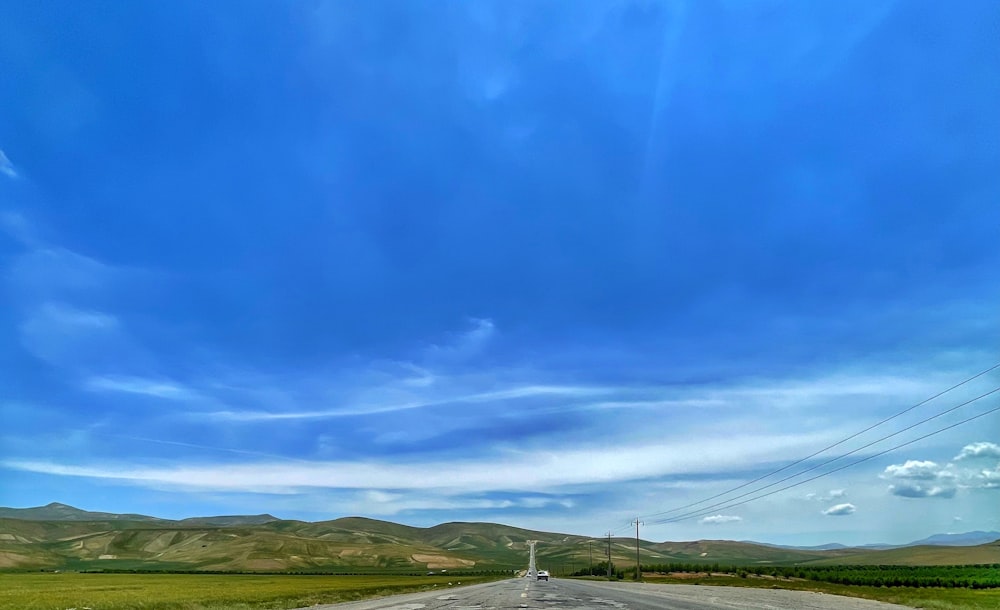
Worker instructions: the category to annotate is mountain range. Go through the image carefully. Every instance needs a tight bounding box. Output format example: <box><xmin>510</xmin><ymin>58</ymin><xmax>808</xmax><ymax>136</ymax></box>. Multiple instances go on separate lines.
<box><xmin>1</xmin><ymin>503</ymin><xmax>997</xmax><ymax>572</ymax></box>
<box><xmin>748</xmin><ymin>530</ymin><xmax>1000</xmax><ymax>551</ymax></box>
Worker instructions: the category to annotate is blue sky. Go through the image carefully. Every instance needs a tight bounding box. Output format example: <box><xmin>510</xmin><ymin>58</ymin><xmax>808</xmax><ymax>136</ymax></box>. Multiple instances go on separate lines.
<box><xmin>1</xmin><ymin>0</ymin><xmax>998</xmax><ymax>546</ymax></box>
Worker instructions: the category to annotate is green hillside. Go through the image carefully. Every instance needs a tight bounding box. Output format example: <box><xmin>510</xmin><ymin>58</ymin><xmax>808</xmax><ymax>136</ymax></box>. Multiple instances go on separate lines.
<box><xmin>0</xmin><ymin>502</ymin><xmax>163</xmax><ymax>522</ymax></box>
<box><xmin>0</xmin><ymin>517</ymin><xmax>469</xmax><ymax>572</ymax></box>
<box><xmin>644</xmin><ymin>539</ymin><xmax>857</xmax><ymax>565</ymax></box>
<box><xmin>1</xmin><ymin>504</ymin><xmax>996</xmax><ymax>573</ymax></box>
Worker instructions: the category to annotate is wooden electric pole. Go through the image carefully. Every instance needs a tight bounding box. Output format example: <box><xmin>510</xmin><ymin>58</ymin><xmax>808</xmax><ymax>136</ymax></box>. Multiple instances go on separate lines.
<box><xmin>633</xmin><ymin>518</ymin><xmax>643</xmax><ymax>581</ymax></box>
<box><xmin>605</xmin><ymin>531</ymin><xmax>612</xmax><ymax>578</ymax></box>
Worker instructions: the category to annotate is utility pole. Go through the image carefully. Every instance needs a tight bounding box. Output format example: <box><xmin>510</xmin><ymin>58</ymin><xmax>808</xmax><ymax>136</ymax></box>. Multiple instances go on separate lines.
<box><xmin>588</xmin><ymin>541</ymin><xmax>593</xmax><ymax>576</ymax></box>
<box><xmin>633</xmin><ymin>518</ymin><xmax>643</xmax><ymax>581</ymax></box>
<box><xmin>605</xmin><ymin>531</ymin><xmax>612</xmax><ymax>578</ymax></box>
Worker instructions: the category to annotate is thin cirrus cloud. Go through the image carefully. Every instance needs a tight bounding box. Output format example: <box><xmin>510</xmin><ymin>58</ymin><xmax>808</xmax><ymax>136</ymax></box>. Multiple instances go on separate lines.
<box><xmin>0</xmin><ymin>148</ymin><xmax>16</xmax><ymax>178</ymax></box>
<box><xmin>204</xmin><ymin>383</ymin><xmax>614</xmax><ymax>421</ymax></box>
<box><xmin>424</xmin><ymin>317</ymin><xmax>496</xmax><ymax>361</ymax></box>
<box><xmin>16</xmin><ymin>301</ymin><xmax>159</xmax><ymax>375</ymax></box>
<box><xmin>19</xmin><ymin>302</ymin><xmax>120</xmax><ymax>365</ymax></box>
<box><xmin>85</xmin><ymin>376</ymin><xmax>199</xmax><ymax>400</ymax></box>
<box><xmin>805</xmin><ymin>489</ymin><xmax>847</xmax><ymax>502</ymax></box>
<box><xmin>200</xmin><ymin>366</ymin><xmax>949</xmax><ymax>423</ymax></box>
<box><xmin>1</xmin><ymin>428</ymin><xmax>846</xmax><ymax>495</ymax></box>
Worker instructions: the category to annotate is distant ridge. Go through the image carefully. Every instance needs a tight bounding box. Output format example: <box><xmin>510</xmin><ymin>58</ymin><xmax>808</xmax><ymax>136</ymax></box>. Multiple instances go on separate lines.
<box><xmin>907</xmin><ymin>531</ymin><xmax>1000</xmax><ymax>547</ymax></box>
<box><xmin>746</xmin><ymin>530</ymin><xmax>1000</xmax><ymax>551</ymax></box>
<box><xmin>0</xmin><ymin>503</ymin><xmax>278</xmax><ymax>526</ymax></box>
<box><xmin>178</xmin><ymin>514</ymin><xmax>279</xmax><ymax>526</ymax></box>
<box><xmin>745</xmin><ymin>540</ymin><xmax>899</xmax><ymax>551</ymax></box>
<box><xmin>0</xmin><ymin>503</ymin><xmax>997</xmax><ymax>572</ymax></box>
<box><xmin>0</xmin><ymin>502</ymin><xmax>164</xmax><ymax>522</ymax></box>
<box><xmin>744</xmin><ymin>541</ymin><xmax>857</xmax><ymax>551</ymax></box>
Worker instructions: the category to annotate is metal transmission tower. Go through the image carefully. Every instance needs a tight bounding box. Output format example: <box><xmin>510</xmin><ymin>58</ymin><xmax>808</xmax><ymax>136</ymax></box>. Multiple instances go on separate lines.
<box><xmin>527</xmin><ymin>540</ymin><xmax>538</xmax><ymax>578</ymax></box>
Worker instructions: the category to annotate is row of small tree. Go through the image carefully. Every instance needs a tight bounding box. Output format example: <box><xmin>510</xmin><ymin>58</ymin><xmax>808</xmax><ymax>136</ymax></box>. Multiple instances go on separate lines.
<box><xmin>571</xmin><ymin>561</ymin><xmax>627</xmax><ymax>580</ymax></box>
<box><xmin>638</xmin><ymin>562</ymin><xmax>1000</xmax><ymax>589</ymax></box>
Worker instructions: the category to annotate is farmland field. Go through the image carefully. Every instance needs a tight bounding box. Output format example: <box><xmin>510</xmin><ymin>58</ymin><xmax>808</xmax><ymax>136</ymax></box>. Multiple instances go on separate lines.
<box><xmin>0</xmin><ymin>572</ymin><xmax>502</xmax><ymax>610</ymax></box>
<box><xmin>638</xmin><ymin>573</ymin><xmax>1000</xmax><ymax>610</ymax></box>
<box><xmin>638</xmin><ymin>562</ymin><xmax>1000</xmax><ymax>589</ymax></box>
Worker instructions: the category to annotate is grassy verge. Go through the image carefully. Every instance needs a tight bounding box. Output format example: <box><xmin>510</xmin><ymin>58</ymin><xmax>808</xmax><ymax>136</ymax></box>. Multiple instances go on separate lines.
<box><xmin>638</xmin><ymin>574</ymin><xmax>1000</xmax><ymax>609</ymax></box>
<box><xmin>0</xmin><ymin>572</ymin><xmax>503</xmax><ymax>610</ymax></box>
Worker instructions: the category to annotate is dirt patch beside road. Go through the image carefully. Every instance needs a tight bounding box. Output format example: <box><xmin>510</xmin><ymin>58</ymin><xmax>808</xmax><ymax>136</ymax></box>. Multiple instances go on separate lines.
<box><xmin>411</xmin><ymin>554</ymin><xmax>475</xmax><ymax>569</ymax></box>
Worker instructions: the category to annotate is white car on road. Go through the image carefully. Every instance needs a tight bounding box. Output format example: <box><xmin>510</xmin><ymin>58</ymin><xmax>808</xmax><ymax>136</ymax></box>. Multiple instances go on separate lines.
<box><xmin>536</xmin><ymin>570</ymin><xmax>549</xmax><ymax>581</ymax></box>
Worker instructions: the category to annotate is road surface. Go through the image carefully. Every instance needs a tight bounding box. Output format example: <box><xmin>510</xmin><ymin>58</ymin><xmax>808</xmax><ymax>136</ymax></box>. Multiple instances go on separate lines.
<box><xmin>298</xmin><ymin>577</ymin><xmax>913</xmax><ymax>609</ymax></box>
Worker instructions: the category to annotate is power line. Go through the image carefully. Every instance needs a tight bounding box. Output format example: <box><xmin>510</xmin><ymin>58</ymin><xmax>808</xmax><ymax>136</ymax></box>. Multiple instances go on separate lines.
<box><xmin>641</xmin><ymin>362</ymin><xmax>1000</xmax><ymax>520</ymax></box>
<box><xmin>610</xmin><ymin>518</ymin><xmax>635</xmax><ymax>536</ymax></box>
<box><xmin>650</xmin><ymin>398</ymin><xmax>1000</xmax><ymax>525</ymax></box>
<box><xmin>647</xmin><ymin>385</ymin><xmax>999</xmax><ymax>524</ymax></box>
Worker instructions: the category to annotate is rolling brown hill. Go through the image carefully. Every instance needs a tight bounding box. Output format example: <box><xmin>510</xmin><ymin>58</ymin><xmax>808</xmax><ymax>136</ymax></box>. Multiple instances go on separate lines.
<box><xmin>0</xmin><ymin>502</ymin><xmax>164</xmax><ymax>522</ymax></box>
<box><xmin>0</xmin><ymin>504</ymin><xmax>995</xmax><ymax>572</ymax></box>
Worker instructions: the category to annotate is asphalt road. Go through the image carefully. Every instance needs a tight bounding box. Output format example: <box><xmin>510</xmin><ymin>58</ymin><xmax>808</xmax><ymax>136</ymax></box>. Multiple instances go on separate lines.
<box><xmin>300</xmin><ymin>577</ymin><xmax>913</xmax><ymax>610</ymax></box>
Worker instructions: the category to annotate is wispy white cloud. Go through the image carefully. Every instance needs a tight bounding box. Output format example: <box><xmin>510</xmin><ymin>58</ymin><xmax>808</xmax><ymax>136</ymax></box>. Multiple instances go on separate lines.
<box><xmin>19</xmin><ymin>302</ymin><xmax>127</xmax><ymax>370</ymax></box>
<box><xmin>823</xmin><ymin>503</ymin><xmax>856</xmax><ymax>516</ymax></box>
<box><xmin>425</xmin><ymin>317</ymin><xmax>496</xmax><ymax>361</ymax></box>
<box><xmin>806</xmin><ymin>489</ymin><xmax>847</xmax><ymax>502</ymax></box>
<box><xmin>699</xmin><ymin>514</ymin><xmax>742</xmax><ymax>525</ymax></box>
<box><xmin>0</xmin><ymin>148</ymin><xmax>17</xmax><ymax>178</ymax></box>
<box><xmin>362</xmin><ymin>490</ymin><xmax>402</xmax><ymax>504</ymax></box>
<box><xmin>85</xmin><ymin>376</ymin><xmax>197</xmax><ymax>400</ymax></box>
<box><xmin>201</xmin><ymin>363</ymin><xmax>956</xmax><ymax>424</ymax></box>
<box><xmin>29</xmin><ymin>302</ymin><xmax>118</xmax><ymax>330</ymax></box>
<box><xmin>395</xmin><ymin>362</ymin><xmax>436</xmax><ymax>388</ymax></box>
<box><xmin>206</xmin><ymin>383</ymin><xmax>611</xmax><ymax>420</ymax></box>
<box><xmin>5</xmin><ymin>225</ymin><xmax>166</xmax><ymax>378</ymax></box>
<box><xmin>0</xmin><ymin>212</ymin><xmax>38</xmax><ymax>246</ymax></box>
<box><xmin>714</xmin><ymin>373</ymin><xmax>939</xmax><ymax>409</ymax></box>
<box><xmin>9</xmin><ymin>247</ymin><xmax>118</xmax><ymax>301</ymax></box>
<box><xmin>107</xmin><ymin>435</ymin><xmax>312</xmax><ymax>464</ymax></box>
<box><xmin>0</xmin><ymin>428</ymin><xmax>842</xmax><ymax>494</ymax></box>
<box><xmin>340</xmin><ymin>489</ymin><xmax>575</xmax><ymax>517</ymax></box>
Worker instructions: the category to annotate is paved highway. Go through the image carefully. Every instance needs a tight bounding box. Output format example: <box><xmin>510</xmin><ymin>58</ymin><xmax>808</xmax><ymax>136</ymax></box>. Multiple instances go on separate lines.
<box><xmin>299</xmin><ymin>577</ymin><xmax>913</xmax><ymax>609</ymax></box>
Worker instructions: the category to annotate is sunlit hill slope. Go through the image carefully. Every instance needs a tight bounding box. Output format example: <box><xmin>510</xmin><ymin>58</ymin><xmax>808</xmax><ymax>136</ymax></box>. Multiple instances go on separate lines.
<box><xmin>1</xmin><ymin>504</ymin><xmax>996</xmax><ymax>572</ymax></box>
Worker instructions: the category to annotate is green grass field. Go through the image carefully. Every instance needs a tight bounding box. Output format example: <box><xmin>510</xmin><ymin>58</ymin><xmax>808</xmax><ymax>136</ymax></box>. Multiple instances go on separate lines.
<box><xmin>0</xmin><ymin>572</ymin><xmax>502</xmax><ymax>610</ymax></box>
<box><xmin>639</xmin><ymin>573</ymin><xmax>1000</xmax><ymax>609</ymax></box>
<box><xmin>5</xmin><ymin>571</ymin><xmax>999</xmax><ymax>609</ymax></box>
